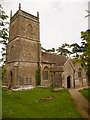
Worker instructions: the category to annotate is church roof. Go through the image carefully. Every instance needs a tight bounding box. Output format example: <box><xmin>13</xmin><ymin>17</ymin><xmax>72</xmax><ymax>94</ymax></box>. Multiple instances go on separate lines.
<box><xmin>42</xmin><ymin>52</ymin><xmax>67</xmax><ymax>65</ymax></box>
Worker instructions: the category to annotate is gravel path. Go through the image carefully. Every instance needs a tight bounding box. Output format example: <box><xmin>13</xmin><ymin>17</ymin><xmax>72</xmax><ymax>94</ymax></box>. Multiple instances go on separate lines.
<box><xmin>69</xmin><ymin>87</ymin><xmax>90</xmax><ymax>119</ymax></box>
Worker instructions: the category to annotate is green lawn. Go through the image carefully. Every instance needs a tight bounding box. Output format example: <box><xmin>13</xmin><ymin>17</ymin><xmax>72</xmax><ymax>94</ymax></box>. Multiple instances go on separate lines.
<box><xmin>79</xmin><ymin>88</ymin><xmax>90</xmax><ymax>101</ymax></box>
<box><xmin>2</xmin><ymin>88</ymin><xmax>83</xmax><ymax>118</ymax></box>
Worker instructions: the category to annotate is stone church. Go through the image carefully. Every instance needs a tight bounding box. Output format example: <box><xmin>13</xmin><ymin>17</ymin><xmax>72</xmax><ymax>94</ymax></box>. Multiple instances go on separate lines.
<box><xmin>2</xmin><ymin>5</ymin><xmax>88</xmax><ymax>90</ymax></box>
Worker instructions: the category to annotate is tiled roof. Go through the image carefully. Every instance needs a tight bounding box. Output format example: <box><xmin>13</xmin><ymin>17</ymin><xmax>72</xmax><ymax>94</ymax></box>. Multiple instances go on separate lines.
<box><xmin>42</xmin><ymin>52</ymin><xmax>67</xmax><ymax>65</ymax></box>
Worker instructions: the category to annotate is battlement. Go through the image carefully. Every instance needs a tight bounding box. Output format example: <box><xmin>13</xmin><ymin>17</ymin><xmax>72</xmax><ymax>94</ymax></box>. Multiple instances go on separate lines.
<box><xmin>10</xmin><ymin>10</ymin><xmax>39</xmax><ymax>23</ymax></box>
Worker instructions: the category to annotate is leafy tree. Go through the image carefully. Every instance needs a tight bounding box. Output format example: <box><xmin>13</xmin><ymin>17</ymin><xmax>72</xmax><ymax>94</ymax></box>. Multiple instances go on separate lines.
<box><xmin>35</xmin><ymin>67</ymin><xmax>41</xmax><ymax>85</ymax></box>
<box><xmin>52</xmin><ymin>48</ymin><xmax>55</xmax><ymax>53</ymax></box>
<box><xmin>41</xmin><ymin>47</ymin><xmax>55</xmax><ymax>53</ymax></box>
<box><xmin>85</xmin><ymin>10</ymin><xmax>90</xmax><ymax>18</ymax></box>
<box><xmin>69</xmin><ymin>43</ymin><xmax>81</xmax><ymax>57</ymax></box>
<box><xmin>61</xmin><ymin>43</ymin><xmax>70</xmax><ymax>48</ymax></box>
<box><xmin>41</xmin><ymin>47</ymin><xmax>46</xmax><ymax>52</ymax></box>
<box><xmin>0</xmin><ymin>4</ymin><xmax>9</xmax><ymax>64</ymax></box>
<box><xmin>45</xmin><ymin>49</ymin><xmax>52</xmax><ymax>53</ymax></box>
<box><xmin>56</xmin><ymin>43</ymin><xmax>72</xmax><ymax>57</ymax></box>
<box><xmin>80</xmin><ymin>30</ymin><xmax>90</xmax><ymax>82</ymax></box>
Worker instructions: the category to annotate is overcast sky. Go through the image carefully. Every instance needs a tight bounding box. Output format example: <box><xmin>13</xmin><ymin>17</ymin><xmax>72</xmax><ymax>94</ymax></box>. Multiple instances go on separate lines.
<box><xmin>0</xmin><ymin>0</ymin><xmax>89</xmax><ymax>50</ymax></box>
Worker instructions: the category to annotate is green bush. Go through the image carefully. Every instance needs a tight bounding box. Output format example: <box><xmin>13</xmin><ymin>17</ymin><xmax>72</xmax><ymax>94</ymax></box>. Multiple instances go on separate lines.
<box><xmin>35</xmin><ymin>67</ymin><xmax>41</xmax><ymax>85</ymax></box>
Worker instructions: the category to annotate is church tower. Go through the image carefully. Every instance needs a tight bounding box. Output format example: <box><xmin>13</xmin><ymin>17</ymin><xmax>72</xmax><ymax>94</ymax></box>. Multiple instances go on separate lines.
<box><xmin>3</xmin><ymin>4</ymin><xmax>41</xmax><ymax>89</ymax></box>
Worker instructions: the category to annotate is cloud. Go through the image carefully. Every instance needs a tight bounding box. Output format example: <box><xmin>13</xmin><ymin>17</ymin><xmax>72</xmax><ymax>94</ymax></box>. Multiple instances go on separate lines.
<box><xmin>61</xmin><ymin>0</ymin><xmax>89</xmax><ymax>2</ymax></box>
<box><xmin>1</xmin><ymin>0</ymin><xmax>59</xmax><ymax>3</ymax></box>
<box><xmin>0</xmin><ymin>0</ymin><xmax>88</xmax><ymax>50</ymax></box>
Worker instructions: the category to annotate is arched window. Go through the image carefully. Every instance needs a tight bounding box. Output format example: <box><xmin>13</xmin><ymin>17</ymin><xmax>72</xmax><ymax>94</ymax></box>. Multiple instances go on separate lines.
<box><xmin>43</xmin><ymin>66</ymin><xmax>49</xmax><ymax>80</ymax></box>
<box><xmin>28</xmin><ymin>24</ymin><xmax>33</xmax><ymax>38</ymax></box>
<box><xmin>78</xmin><ymin>68</ymin><xmax>82</xmax><ymax>77</ymax></box>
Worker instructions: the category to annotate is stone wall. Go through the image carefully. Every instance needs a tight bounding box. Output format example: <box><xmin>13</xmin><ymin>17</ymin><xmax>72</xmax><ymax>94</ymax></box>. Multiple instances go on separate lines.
<box><xmin>7</xmin><ymin>38</ymin><xmax>39</xmax><ymax>63</ymax></box>
<box><xmin>74</xmin><ymin>62</ymin><xmax>88</xmax><ymax>87</ymax></box>
<box><xmin>18</xmin><ymin>62</ymin><xmax>38</xmax><ymax>87</ymax></box>
<box><xmin>10</xmin><ymin>10</ymin><xmax>39</xmax><ymax>41</ymax></box>
<box><xmin>54</xmin><ymin>72</ymin><xmax>62</xmax><ymax>86</ymax></box>
<box><xmin>3</xmin><ymin>10</ymin><xmax>40</xmax><ymax>89</ymax></box>
<box><xmin>3</xmin><ymin>62</ymin><xmax>38</xmax><ymax>88</ymax></box>
<box><xmin>63</xmin><ymin>58</ymin><xmax>75</xmax><ymax>88</ymax></box>
<box><xmin>40</xmin><ymin>63</ymin><xmax>52</xmax><ymax>87</ymax></box>
<box><xmin>40</xmin><ymin>63</ymin><xmax>63</xmax><ymax>87</ymax></box>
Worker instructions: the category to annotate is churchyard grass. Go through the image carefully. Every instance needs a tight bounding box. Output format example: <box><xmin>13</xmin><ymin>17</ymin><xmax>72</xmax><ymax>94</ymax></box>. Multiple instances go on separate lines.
<box><xmin>79</xmin><ymin>88</ymin><xmax>90</xmax><ymax>101</ymax></box>
<box><xmin>2</xmin><ymin>88</ymin><xmax>83</xmax><ymax>118</ymax></box>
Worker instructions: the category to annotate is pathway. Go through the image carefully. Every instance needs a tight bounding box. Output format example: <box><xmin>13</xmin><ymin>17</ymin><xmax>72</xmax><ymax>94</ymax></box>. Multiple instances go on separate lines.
<box><xmin>69</xmin><ymin>87</ymin><xmax>90</xmax><ymax>119</ymax></box>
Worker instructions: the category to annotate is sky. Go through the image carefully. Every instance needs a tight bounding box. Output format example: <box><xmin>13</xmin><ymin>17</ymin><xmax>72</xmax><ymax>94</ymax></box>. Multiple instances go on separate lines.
<box><xmin>0</xmin><ymin>0</ymin><xmax>89</xmax><ymax>51</ymax></box>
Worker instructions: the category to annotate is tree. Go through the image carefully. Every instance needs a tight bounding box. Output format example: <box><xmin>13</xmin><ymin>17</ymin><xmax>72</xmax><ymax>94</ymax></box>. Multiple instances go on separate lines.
<box><xmin>41</xmin><ymin>47</ymin><xmax>55</xmax><ymax>53</ymax></box>
<box><xmin>52</xmin><ymin>48</ymin><xmax>55</xmax><ymax>53</ymax></box>
<box><xmin>0</xmin><ymin>4</ymin><xmax>9</xmax><ymax>64</ymax></box>
<box><xmin>80</xmin><ymin>30</ymin><xmax>90</xmax><ymax>82</ymax></box>
<box><xmin>56</xmin><ymin>43</ymin><xmax>72</xmax><ymax>57</ymax></box>
<box><xmin>41</xmin><ymin>47</ymin><xmax>46</xmax><ymax>52</ymax></box>
<box><xmin>69</xmin><ymin>43</ymin><xmax>81</xmax><ymax>57</ymax></box>
<box><xmin>85</xmin><ymin>10</ymin><xmax>90</xmax><ymax>18</ymax></box>
<box><xmin>35</xmin><ymin>67</ymin><xmax>41</xmax><ymax>85</ymax></box>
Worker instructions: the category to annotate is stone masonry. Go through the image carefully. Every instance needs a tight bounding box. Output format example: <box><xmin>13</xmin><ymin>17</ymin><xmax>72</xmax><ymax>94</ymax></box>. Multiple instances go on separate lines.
<box><xmin>2</xmin><ymin>6</ymin><xmax>88</xmax><ymax>90</ymax></box>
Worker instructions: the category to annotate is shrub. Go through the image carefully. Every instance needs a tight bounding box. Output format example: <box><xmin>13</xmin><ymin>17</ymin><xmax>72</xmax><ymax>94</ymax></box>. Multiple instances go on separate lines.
<box><xmin>35</xmin><ymin>67</ymin><xmax>41</xmax><ymax>85</ymax></box>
